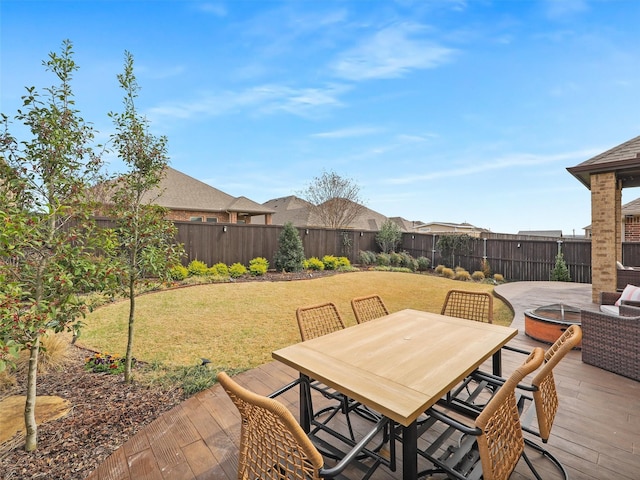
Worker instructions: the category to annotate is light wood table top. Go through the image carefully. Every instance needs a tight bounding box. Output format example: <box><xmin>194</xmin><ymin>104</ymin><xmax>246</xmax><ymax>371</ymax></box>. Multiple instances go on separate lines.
<box><xmin>273</xmin><ymin>308</ymin><xmax>517</xmax><ymax>427</ymax></box>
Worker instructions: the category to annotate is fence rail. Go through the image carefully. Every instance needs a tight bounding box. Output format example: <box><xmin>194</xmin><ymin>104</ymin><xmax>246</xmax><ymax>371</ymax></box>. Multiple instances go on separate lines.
<box><xmin>95</xmin><ymin>219</ymin><xmax>640</xmax><ymax>284</ymax></box>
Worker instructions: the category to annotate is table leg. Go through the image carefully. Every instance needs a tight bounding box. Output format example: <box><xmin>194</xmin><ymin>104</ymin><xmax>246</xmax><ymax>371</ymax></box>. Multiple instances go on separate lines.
<box><xmin>299</xmin><ymin>374</ymin><xmax>310</xmax><ymax>433</ymax></box>
<box><xmin>492</xmin><ymin>349</ymin><xmax>502</xmax><ymax>377</ymax></box>
<box><xmin>402</xmin><ymin>421</ymin><xmax>417</xmax><ymax>480</ymax></box>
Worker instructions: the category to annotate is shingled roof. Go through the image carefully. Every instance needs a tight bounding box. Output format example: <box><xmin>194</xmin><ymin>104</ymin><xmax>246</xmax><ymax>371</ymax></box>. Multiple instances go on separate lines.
<box><xmin>141</xmin><ymin>167</ymin><xmax>273</xmax><ymax>215</ymax></box>
<box><xmin>567</xmin><ymin>135</ymin><xmax>640</xmax><ymax>189</ymax></box>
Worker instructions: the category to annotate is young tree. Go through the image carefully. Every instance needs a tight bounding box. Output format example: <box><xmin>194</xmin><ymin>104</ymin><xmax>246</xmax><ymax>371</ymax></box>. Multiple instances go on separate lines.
<box><xmin>0</xmin><ymin>40</ymin><xmax>113</xmax><ymax>451</ymax></box>
<box><xmin>376</xmin><ymin>220</ymin><xmax>403</xmax><ymax>253</ymax></box>
<box><xmin>107</xmin><ymin>51</ymin><xmax>184</xmax><ymax>383</ymax></box>
<box><xmin>299</xmin><ymin>170</ymin><xmax>366</xmax><ymax>229</ymax></box>
<box><xmin>550</xmin><ymin>251</ymin><xmax>571</xmax><ymax>282</ymax></box>
<box><xmin>274</xmin><ymin>222</ymin><xmax>305</xmax><ymax>272</ymax></box>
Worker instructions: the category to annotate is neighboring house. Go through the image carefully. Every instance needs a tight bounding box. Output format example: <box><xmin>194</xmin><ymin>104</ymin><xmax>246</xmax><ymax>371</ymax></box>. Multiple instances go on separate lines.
<box><xmin>414</xmin><ymin>221</ymin><xmax>487</xmax><ymax>237</ymax></box>
<box><xmin>389</xmin><ymin>217</ymin><xmax>425</xmax><ymax>232</ymax></box>
<box><xmin>517</xmin><ymin>230</ymin><xmax>564</xmax><ymax>238</ymax></box>
<box><xmin>584</xmin><ymin>197</ymin><xmax>640</xmax><ymax>242</ymax></box>
<box><xmin>255</xmin><ymin>195</ymin><xmax>408</xmax><ymax>231</ymax></box>
<box><xmin>96</xmin><ymin>167</ymin><xmax>275</xmax><ymax>224</ymax></box>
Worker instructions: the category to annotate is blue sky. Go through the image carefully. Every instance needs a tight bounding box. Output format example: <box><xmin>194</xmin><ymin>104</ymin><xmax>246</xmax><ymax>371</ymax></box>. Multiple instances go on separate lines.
<box><xmin>2</xmin><ymin>0</ymin><xmax>640</xmax><ymax>235</ymax></box>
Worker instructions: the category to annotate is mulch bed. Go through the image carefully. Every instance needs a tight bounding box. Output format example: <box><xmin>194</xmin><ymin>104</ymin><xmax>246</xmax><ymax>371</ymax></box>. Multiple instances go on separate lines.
<box><xmin>0</xmin><ymin>269</ymin><xmax>343</xmax><ymax>479</ymax></box>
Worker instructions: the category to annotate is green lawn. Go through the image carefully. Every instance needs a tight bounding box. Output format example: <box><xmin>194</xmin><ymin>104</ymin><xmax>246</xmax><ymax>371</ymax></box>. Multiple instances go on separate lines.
<box><xmin>78</xmin><ymin>271</ymin><xmax>513</xmax><ymax>371</ymax></box>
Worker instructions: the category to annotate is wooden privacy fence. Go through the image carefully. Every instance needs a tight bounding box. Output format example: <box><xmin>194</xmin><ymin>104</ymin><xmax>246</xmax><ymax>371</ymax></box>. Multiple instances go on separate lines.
<box><xmin>96</xmin><ymin>218</ymin><xmax>640</xmax><ymax>284</ymax></box>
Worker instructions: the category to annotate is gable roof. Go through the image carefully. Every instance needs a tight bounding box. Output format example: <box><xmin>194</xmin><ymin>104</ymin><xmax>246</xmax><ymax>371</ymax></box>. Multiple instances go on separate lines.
<box><xmin>258</xmin><ymin>195</ymin><xmax>405</xmax><ymax>231</ymax></box>
<box><xmin>567</xmin><ymin>135</ymin><xmax>640</xmax><ymax>189</ymax></box>
<box><xmin>142</xmin><ymin>167</ymin><xmax>273</xmax><ymax>215</ymax></box>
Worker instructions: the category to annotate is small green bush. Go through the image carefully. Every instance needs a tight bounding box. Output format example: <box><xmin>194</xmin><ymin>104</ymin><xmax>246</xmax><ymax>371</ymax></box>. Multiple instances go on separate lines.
<box><xmin>358</xmin><ymin>250</ymin><xmax>377</xmax><ymax>266</ymax></box>
<box><xmin>337</xmin><ymin>256</ymin><xmax>351</xmax><ymax>269</ymax></box>
<box><xmin>493</xmin><ymin>273</ymin><xmax>505</xmax><ymax>282</ymax></box>
<box><xmin>169</xmin><ymin>264</ymin><xmax>188</xmax><ymax>281</ymax></box>
<box><xmin>249</xmin><ymin>257</ymin><xmax>269</xmax><ymax>276</ymax></box>
<box><xmin>454</xmin><ymin>269</ymin><xmax>472</xmax><ymax>281</ymax></box>
<box><xmin>399</xmin><ymin>252</ymin><xmax>417</xmax><ymax>271</ymax></box>
<box><xmin>389</xmin><ymin>252</ymin><xmax>403</xmax><ymax>267</ymax></box>
<box><xmin>229</xmin><ymin>263</ymin><xmax>247</xmax><ymax>278</ymax></box>
<box><xmin>322</xmin><ymin>255</ymin><xmax>340</xmax><ymax>270</ymax></box>
<box><xmin>304</xmin><ymin>257</ymin><xmax>325</xmax><ymax>271</ymax></box>
<box><xmin>416</xmin><ymin>256</ymin><xmax>431</xmax><ymax>272</ymax></box>
<box><xmin>209</xmin><ymin>262</ymin><xmax>229</xmax><ymax>277</ymax></box>
<box><xmin>435</xmin><ymin>264</ymin><xmax>445</xmax><ymax>274</ymax></box>
<box><xmin>376</xmin><ymin>253</ymin><xmax>391</xmax><ymax>266</ymax></box>
<box><xmin>187</xmin><ymin>260</ymin><xmax>209</xmax><ymax>276</ymax></box>
<box><xmin>471</xmin><ymin>271</ymin><xmax>485</xmax><ymax>281</ymax></box>
<box><xmin>441</xmin><ymin>267</ymin><xmax>455</xmax><ymax>279</ymax></box>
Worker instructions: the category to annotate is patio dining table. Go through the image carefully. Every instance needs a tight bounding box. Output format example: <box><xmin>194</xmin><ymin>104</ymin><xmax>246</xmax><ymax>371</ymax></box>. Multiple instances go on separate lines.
<box><xmin>272</xmin><ymin>308</ymin><xmax>518</xmax><ymax>480</ymax></box>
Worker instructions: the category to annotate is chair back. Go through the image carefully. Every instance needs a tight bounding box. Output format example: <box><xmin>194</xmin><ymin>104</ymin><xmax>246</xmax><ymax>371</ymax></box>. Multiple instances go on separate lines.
<box><xmin>475</xmin><ymin>348</ymin><xmax>545</xmax><ymax>480</ymax></box>
<box><xmin>441</xmin><ymin>289</ymin><xmax>494</xmax><ymax>323</ymax></box>
<box><xmin>351</xmin><ymin>294</ymin><xmax>389</xmax><ymax>324</ymax></box>
<box><xmin>531</xmin><ymin>324</ymin><xmax>583</xmax><ymax>441</ymax></box>
<box><xmin>217</xmin><ymin>372</ymin><xmax>324</xmax><ymax>480</ymax></box>
<box><xmin>296</xmin><ymin>302</ymin><xmax>346</xmax><ymax>341</ymax></box>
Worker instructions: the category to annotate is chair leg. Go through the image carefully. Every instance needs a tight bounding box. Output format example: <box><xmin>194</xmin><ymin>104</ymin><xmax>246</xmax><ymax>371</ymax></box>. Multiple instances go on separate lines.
<box><xmin>524</xmin><ymin>438</ymin><xmax>569</xmax><ymax>480</ymax></box>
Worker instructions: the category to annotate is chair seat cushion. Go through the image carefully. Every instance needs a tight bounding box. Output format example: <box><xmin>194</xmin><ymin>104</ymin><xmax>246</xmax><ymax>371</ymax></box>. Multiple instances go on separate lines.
<box><xmin>600</xmin><ymin>304</ymin><xmax>619</xmax><ymax>315</ymax></box>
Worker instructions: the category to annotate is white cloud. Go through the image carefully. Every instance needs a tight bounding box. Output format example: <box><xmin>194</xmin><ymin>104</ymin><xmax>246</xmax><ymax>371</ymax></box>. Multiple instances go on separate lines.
<box><xmin>387</xmin><ymin>148</ymin><xmax>601</xmax><ymax>185</ymax></box>
<box><xmin>197</xmin><ymin>3</ymin><xmax>227</xmax><ymax>17</ymax></box>
<box><xmin>146</xmin><ymin>83</ymin><xmax>350</xmax><ymax>123</ymax></box>
<box><xmin>543</xmin><ymin>0</ymin><xmax>589</xmax><ymax>20</ymax></box>
<box><xmin>312</xmin><ymin>126</ymin><xmax>383</xmax><ymax>138</ymax></box>
<box><xmin>331</xmin><ymin>22</ymin><xmax>456</xmax><ymax>81</ymax></box>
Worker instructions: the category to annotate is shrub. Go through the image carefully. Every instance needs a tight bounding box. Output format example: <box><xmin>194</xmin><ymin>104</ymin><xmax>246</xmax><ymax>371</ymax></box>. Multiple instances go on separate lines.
<box><xmin>187</xmin><ymin>260</ymin><xmax>209</xmax><ymax>276</ymax></box>
<box><xmin>441</xmin><ymin>267</ymin><xmax>455</xmax><ymax>279</ymax></box>
<box><xmin>337</xmin><ymin>256</ymin><xmax>351</xmax><ymax>269</ymax></box>
<box><xmin>322</xmin><ymin>255</ymin><xmax>341</xmax><ymax>270</ymax></box>
<box><xmin>274</xmin><ymin>222</ymin><xmax>305</xmax><ymax>272</ymax></box>
<box><xmin>229</xmin><ymin>263</ymin><xmax>247</xmax><ymax>278</ymax></box>
<box><xmin>0</xmin><ymin>370</ymin><xmax>16</xmax><ymax>393</ymax></box>
<box><xmin>169</xmin><ymin>264</ymin><xmax>188</xmax><ymax>281</ymax></box>
<box><xmin>480</xmin><ymin>259</ymin><xmax>492</xmax><ymax>277</ymax></box>
<box><xmin>454</xmin><ymin>269</ymin><xmax>472</xmax><ymax>281</ymax></box>
<box><xmin>493</xmin><ymin>273</ymin><xmax>505</xmax><ymax>282</ymax></box>
<box><xmin>249</xmin><ymin>257</ymin><xmax>269</xmax><ymax>276</ymax></box>
<box><xmin>454</xmin><ymin>266</ymin><xmax>466</xmax><ymax>273</ymax></box>
<box><xmin>358</xmin><ymin>250</ymin><xmax>377</xmax><ymax>266</ymax></box>
<box><xmin>376</xmin><ymin>219</ymin><xmax>403</xmax><ymax>253</ymax></box>
<box><xmin>209</xmin><ymin>262</ymin><xmax>229</xmax><ymax>277</ymax></box>
<box><xmin>389</xmin><ymin>252</ymin><xmax>403</xmax><ymax>267</ymax></box>
<box><xmin>399</xmin><ymin>252</ymin><xmax>418</xmax><ymax>271</ymax></box>
<box><xmin>304</xmin><ymin>257</ymin><xmax>325</xmax><ymax>271</ymax></box>
<box><xmin>16</xmin><ymin>333</ymin><xmax>72</xmax><ymax>374</ymax></box>
<box><xmin>434</xmin><ymin>264</ymin><xmax>445</xmax><ymax>274</ymax></box>
<box><xmin>471</xmin><ymin>271</ymin><xmax>485</xmax><ymax>281</ymax></box>
<box><xmin>376</xmin><ymin>253</ymin><xmax>391</xmax><ymax>266</ymax></box>
<box><xmin>416</xmin><ymin>256</ymin><xmax>431</xmax><ymax>272</ymax></box>
<box><xmin>550</xmin><ymin>252</ymin><xmax>571</xmax><ymax>282</ymax></box>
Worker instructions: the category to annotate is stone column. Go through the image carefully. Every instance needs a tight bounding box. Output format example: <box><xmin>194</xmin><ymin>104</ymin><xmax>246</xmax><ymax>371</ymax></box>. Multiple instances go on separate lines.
<box><xmin>590</xmin><ymin>172</ymin><xmax>621</xmax><ymax>302</ymax></box>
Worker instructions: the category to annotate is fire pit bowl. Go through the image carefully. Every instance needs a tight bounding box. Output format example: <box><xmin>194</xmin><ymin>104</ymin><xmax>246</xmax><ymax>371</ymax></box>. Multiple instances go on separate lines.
<box><xmin>524</xmin><ymin>303</ymin><xmax>582</xmax><ymax>349</ymax></box>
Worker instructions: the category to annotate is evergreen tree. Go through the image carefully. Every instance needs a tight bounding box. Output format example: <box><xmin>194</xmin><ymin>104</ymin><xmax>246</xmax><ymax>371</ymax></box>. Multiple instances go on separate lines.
<box><xmin>550</xmin><ymin>251</ymin><xmax>571</xmax><ymax>282</ymax></box>
<box><xmin>274</xmin><ymin>222</ymin><xmax>305</xmax><ymax>272</ymax></box>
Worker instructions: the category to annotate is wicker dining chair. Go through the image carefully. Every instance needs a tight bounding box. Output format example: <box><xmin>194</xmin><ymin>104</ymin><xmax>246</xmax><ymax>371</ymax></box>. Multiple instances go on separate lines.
<box><xmin>297</xmin><ymin>302</ymin><xmax>346</xmax><ymax>341</ymax></box>
<box><xmin>417</xmin><ymin>348</ymin><xmax>545</xmax><ymax>480</ymax></box>
<box><xmin>446</xmin><ymin>325</ymin><xmax>583</xmax><ymax>480</ymax></box>
<box><xmin>351</xmin><ymin>294</ymin><xmax>389</xmax><ymax>324</ymax></box>
<box><xmin>217</xmin><ymin>372</ymin><xmax>392</xmax><ymax>480</ymax></box>
<box><xmin>440</xmin><ymin>289</ymin><xmax>494</xmax><ymax>323</ymax></box>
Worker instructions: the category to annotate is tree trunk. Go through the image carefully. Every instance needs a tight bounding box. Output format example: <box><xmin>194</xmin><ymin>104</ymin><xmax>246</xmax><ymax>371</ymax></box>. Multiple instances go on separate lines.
<box><xmin>24</xmin><ymin>337</ymin><xmax>40</xmax><ymax>451</ymax></box>
<box><xmin>124</xmin><ymin>278</ymin><xmax>136</xmax><ymax>383</ymax></box>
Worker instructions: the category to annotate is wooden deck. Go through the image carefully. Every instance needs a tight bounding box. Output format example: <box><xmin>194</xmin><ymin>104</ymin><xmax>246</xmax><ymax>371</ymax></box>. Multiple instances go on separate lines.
<box><xmin>86</xmin><ymin>330</ymin><xmax>640</xmax><ymax>480</ymax></box>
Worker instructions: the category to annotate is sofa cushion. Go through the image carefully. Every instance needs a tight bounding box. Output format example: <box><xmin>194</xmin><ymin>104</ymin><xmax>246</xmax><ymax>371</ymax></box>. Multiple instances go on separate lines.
<box><xmin>600</xmin><ymin>304</ymin><xmax>619</xmax><ymax>315</ymax></box>
<box><xmin>615</xmin><ymin>284</ymin><xmax>640</xmax><ymax>306</ymax></box>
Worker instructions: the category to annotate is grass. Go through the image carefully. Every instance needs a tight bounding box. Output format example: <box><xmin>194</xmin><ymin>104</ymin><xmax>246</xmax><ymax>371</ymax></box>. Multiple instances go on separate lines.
<box><xmin>78</xmin><ymin>271</ymin><xmax>513</xmax><ymax>373</ymax></box>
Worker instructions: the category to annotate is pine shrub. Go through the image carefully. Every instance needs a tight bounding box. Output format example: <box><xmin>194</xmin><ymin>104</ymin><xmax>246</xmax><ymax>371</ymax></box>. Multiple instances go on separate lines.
<box><xmin>274</xmin><ymin>222</ymin><xmax>305</xmax><ymax>272</ymax></box>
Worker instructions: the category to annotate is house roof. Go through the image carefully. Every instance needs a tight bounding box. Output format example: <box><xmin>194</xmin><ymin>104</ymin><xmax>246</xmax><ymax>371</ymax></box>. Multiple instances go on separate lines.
<box><xmin>567</xmin><ymin>135</ymin><xmax>640</xmax><ymax>189</ymax></box>
<box><xmin>416</xmin><ymin>221</ymin><xmax>487</xmax><ymax>232</ymax></box>
<box><xmin>517</xmin><ymin>230</ymin><xmax>563</xmax><ymax>238</ymax></box>
<box><xmin>141</xmin><ymin>167</ymin><xmax>274</xmax><ymax>215</ymax></box>
<box><xmin>258</xmin><ymin>195</ymin><xmax>406</xmax><ymax>231</ymax></box>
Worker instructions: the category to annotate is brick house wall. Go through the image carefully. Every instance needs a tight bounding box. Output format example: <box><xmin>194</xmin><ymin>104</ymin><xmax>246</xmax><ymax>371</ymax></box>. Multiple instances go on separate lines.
<box><xmin>624</xmin><ymin>216</ymin><xmax>640</xmax><ymax>241</ymax></box>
